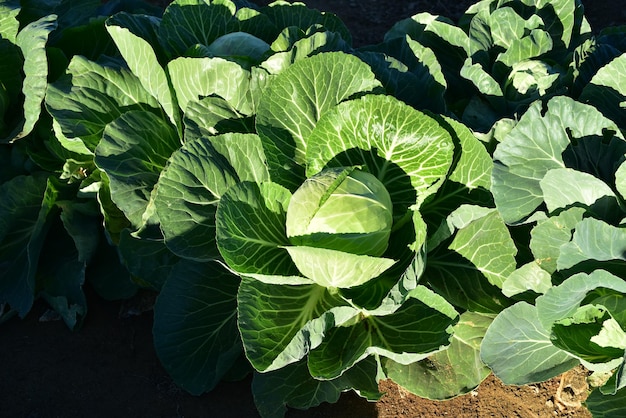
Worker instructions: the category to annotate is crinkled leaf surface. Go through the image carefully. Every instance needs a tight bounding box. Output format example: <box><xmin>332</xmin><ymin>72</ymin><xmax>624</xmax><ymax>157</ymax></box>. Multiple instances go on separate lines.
<box><xmin>255</xmin><ymin>51</ymin><xmax>381</xmax><ymax>189</ymax></box>
<box><xmin>237</xmin><ymin>277</ymin><xmax>357</xmax><ymax>372</ymax></box>
<box><xmin>480</xmin><ymin>301</ymin><xmax>579</xmax><ymax>385</ymax></box>
<box><xmin>306</xmin><ymin>94</ymin><xmax>454</xmax><ymax>210</ymax></box>
<box><xmin>153</xmin><ymin>260</ymin><xmax>242</xmax><ymax>395</ymax></box>
<box><xmin>94</xmin><ymin>110</ymin><xmax>181</xmax><ymax>229</ymax></box>
<box><xmin>155</xmin><ymin>133</ymin><xmax>268</xmax><ymax>261</ymax></box>
<box><xmin>385</xmin><ymin>311</ymin><xmax>493</xmax><ymax>400</ymax></box>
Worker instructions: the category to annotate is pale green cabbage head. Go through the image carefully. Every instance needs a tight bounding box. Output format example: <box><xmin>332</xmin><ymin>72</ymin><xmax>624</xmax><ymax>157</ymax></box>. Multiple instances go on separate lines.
<box><xmin>286</xmin><ymin>167</ymin><xmax>393</xmax><ymax>257</ymax></box>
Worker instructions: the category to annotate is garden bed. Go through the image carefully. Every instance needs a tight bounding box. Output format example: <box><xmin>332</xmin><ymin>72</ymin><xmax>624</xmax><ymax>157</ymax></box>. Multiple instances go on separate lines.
<box><xmin>1</xmin><ymin>287</ymin><xmax>592</xmax><ymax>417</ymax></box>
<box><xmin>2</xmin><ymin>1</ymin><xmax>625</xmax><ymax>417</ymax></box>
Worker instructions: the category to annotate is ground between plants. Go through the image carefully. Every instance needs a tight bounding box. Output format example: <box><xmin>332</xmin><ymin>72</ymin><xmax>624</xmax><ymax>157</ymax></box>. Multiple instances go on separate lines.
<box><xmin>2</xmin><ymin>1</ymin><xmax>624</xmax><ymax>417</ymax></box>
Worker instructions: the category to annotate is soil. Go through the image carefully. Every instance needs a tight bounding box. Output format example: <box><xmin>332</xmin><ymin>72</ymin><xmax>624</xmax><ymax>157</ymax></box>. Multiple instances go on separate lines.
<box><xmin>2</xmin><ymin>1</ymin><xmax>624</xmax><ymax>417</ymax></box>
<box><xmin>0</xmin><ymin>287</ymin><xmax>593</xmax><ymax>418</ymax></box>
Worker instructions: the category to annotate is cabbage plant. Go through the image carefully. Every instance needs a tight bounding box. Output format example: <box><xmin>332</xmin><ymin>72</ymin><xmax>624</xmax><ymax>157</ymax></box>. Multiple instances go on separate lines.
<box><xmin>0</xmin><ymin>0</ymin><xmax>162</xmax><ymax>327</ymax></box>
<box><xmin>483</xmin><ymin>94</ymin><xmax>626</xmax><ymax>415</ymax></box>
<box><xmin>187</xmin><ymin>53</ymin><xmax>462</xmax><ymax>414</ymax></box>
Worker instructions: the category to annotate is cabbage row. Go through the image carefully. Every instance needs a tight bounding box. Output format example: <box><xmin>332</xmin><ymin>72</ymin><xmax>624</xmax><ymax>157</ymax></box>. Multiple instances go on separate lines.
<box><xmin>1</xmin><ymin>0</ymin><xmax>626</xmax><ymax>416</ymax></box>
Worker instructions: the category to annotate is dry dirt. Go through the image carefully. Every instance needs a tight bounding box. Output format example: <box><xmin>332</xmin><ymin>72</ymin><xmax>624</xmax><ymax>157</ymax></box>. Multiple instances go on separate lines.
<box><xmin>2</xmin><ymin>1</ymin><xmax>625</xmax><ymax>417</ymax></box>
<box><xmin>0</xmin><ymin>288</ymin><xmax>593</xmax><ymax>418</ymax></box>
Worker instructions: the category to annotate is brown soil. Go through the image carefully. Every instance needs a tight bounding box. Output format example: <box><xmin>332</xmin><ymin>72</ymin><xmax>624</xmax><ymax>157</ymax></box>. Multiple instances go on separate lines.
<box><xmin>2</xmin><ymin>1</ymin><xmax>624</xmax><ymax>417</ymax></box>
<box><xmin>0</xmin><ymin>287</ymin><xmax>593</xmax><ymax>418</ymax></box>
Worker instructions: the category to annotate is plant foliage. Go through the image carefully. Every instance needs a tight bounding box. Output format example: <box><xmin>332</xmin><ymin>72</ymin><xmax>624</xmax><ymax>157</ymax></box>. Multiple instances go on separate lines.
<box><xmin>1</xmin><ymin>0</ymin><xmax>626</xmax><ymax>416</ymax></box>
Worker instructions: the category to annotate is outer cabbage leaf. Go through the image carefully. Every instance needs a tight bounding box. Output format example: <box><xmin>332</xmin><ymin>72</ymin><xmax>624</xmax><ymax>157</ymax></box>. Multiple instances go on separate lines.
<box><xmin>557</xmin><ymin>219</ymin><xmax>626</xmax><ymax>271</ymax></box>
<box><xmin>480</xmin><ymin>301</ymin><xmax>579</xmax><ymax>385</ymax></box>
<box><xmin>420</xmin><ymin>115</ymin><xmax>494</xmax><ymax>245</ymax></box>
<box><xmin>0</xmin><ymin>174</ymin><xmax>51</xmax><ymax>316</ymax></box>
<box><xmin>385</xmin><ymin>311</ymin><xmax>493</xmax><ymax>400</ymax></box>
<box><xmin>155</xmin><ymin>133</ymin><xmax>269</xmax><ymax>261</ymax></box>
<box><xmin>358</xmin><ymin>37</ymin><xmax>447</xmax><ymax>114</ymax></box>
<box><xmin>425</xmin><ymin>207</ymin><xmax>516</xmax><ymax>313</ymax></box>
<box><xmin>579</xmin><ymin>53</ymin><xmax>626</xmax><ymax>130</ymax></box>
<box><xmin>261</xmin><ymin>29</ymin><xmax>351</xmax><ymax>75</ymax></box>
<box><xmin>183</xmin><ymin>96</ymin><xmax>254</xmax><ymax>139</ymax></box>
<box><xmin>106</xmin><ymin>14</ymin><xmax>180</xmax><ymax>130</ymax></box>
<box><xmin>46</xmin><ymin>55</ymin><xmax>162</xmax><ymax>152</ymax></box>
<box><xmin>586</xmin><ymin>387</ymin><xmax>626</xmax><ymax>418</ymax></box>
<box><xmin>1</xmin><ymin>15</ymin><xmax>57</xmax><ymax>143</ymax></box>
<box><xmin>216</xmin><ymin>181</ymin><xmax>301</xmax><ymax>282</ymax></box>
<box><xmin>0</xmin><ymin>0</ymin><xmax>19</xmax><ymax>42</ymax></box>
<box><xmin>285</xmin><ymin>246</ymin><xmax>396</xmax><ymax>289</ymax></box>
<box><xmin>502</xmin><ymin>261</ymin><xmax>553</xmax><ymax>297</ymax></box>
<box><xmin>308</xmin><ymin>286</ymin><xmax>458</xmax><ymax>380</ymax></box>
<box><xmin>528</xmin><ymin>207</ymin><xmax>583</xmax><ymax>274</ymax></box>
<box><xmin>153</xmin><ymin>260</ymin><xmax>242</xmax><ymax>395</ymax></box>
<box><xmin>255</xmin><ymin>51</ymin><xmax>381</xmax><ymax>189</ymax></box>
<box><xmin>551</xmin><ymin>305</ymin><xmax>625</xmax><ymax>370</ymax></box>
<box><xmin>37</xmin><ymin>214</ymin><xmax>88</xmax><ymax>330</ymax></box>
<box><xmin>261</xmin><ymin>1</ymin><xmax>352</xmax><ymax>46</ymax></box>
<box><xmin>237</xmin><ymin>277</ymin><xmax>357</xmax><ymax>372</ymax></box>
<box><xmin>492</xmin><ymin>96</ymin><xmax>624</xmax><ymax>224</ymax></box>
<box><xmin>306</xmin><ymin>94</ymin><xmax>454</xmax><ymax>211</ymax></box>
<box><xmin>167</xmin><ymin>56</ymin><xmax>253</xmax><ymax>114</ymax></box>
<box><xmin>539</xmin><ymin>168</ymin><xmax>619</xmax><ymax>218</ymax></box>
<box><xmin>617</xmin><ymin>160</ymin><xmax>626</xmax><ymax>201</ymax></box>
<box><xmin>117</xmin><ymin>228</ymin><xmax>180</xmax><ymax>291</ymax></box>
<box><xmin>252</xmin><ymin>357</ymin><xmax>380</xmax><ymax>418</ymax></box>
<box><xmin>536</xmin><ymin>270</ymin><xmax>626</xmax><ymax>329</ymax></box>
<box><xmin>87</xmin><ymin>233</ymin><xmax>137</xmax><ymax>301</ymax></box>
<box><xmin>0</xmin><ymin>39</ymin><xmax>21</xmax><ymax>136</ymax></box>
<box><xmin>383</xmin><ymin>12</ymin><xmax>470</xmax><ymax>99</ymax></box>
<box><xmin>94</xmin><ymin>110</ymin><xmax>181</xmax><ymax>229</ymax></box>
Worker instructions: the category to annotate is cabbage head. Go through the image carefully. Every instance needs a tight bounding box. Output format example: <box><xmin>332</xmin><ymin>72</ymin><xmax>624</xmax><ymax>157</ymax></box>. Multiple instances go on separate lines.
<box><xmin>286</xmin><ymin>167</ymin><xmax>393</xmax><ymax>257</ymax></box>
